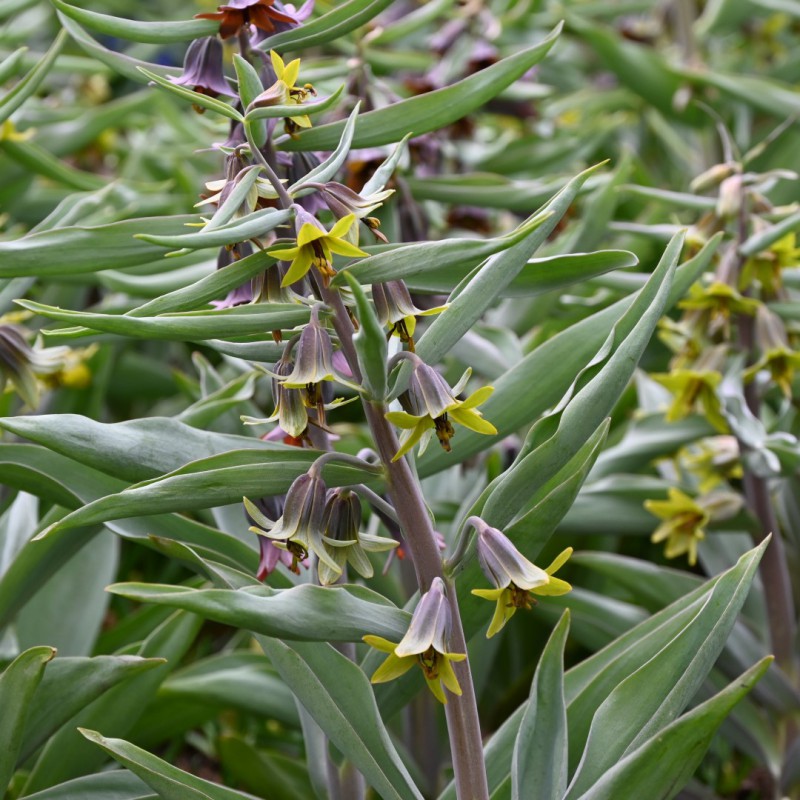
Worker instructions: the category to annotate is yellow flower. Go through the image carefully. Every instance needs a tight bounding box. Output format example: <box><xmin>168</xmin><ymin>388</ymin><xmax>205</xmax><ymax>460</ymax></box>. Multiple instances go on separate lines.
<box><xmin>247</xmin><ymin>51</ymin><xmax>315</xmax><ymax>131</ymax></box>
<box><xmin>740</xmin><ymin>233</ymin><xmax>800</xmax><ymax>297</ymax></box>
<box><xmin>678</xmin><ymin>281</ymin><xmax>759</xmax><ymax>338</ymax></box>
<box><xmin>644</xmin><ymin>488</ymin><xmax>709</xmax><ymax>566</ymax></box>
<box><xmin>364</xmin><ymin>578</ymin><xmax>466</xmax><ymax>703</ymax></box>
<box><xmin>472</xmin><ymin>547</ymin><xmax>573</xmax><ymax>638</ymax></box>
<box><xmin>744</xmin><ymin>345</ymin><xmax>800</xmax><ymax>398</ymax></box>
<box><xmin>651</xmin><ymin>368</ymin><xmax>727</xmax><ymax>433</ymax></box>
<box><xmin>385</xmin><ymin>363</ymin><xmax>496</xmax><ymax>460</ymax></box>
<box><xmin>269</xmin><ymin>211</ymin><xmax>368</xmax><ymax>286</ymax></box>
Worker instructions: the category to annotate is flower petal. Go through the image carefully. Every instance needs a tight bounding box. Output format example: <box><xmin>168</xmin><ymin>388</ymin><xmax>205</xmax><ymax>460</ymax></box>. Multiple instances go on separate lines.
<box><xmin>370</xmin><ymin>652</ymin><xmax>416</xmax><ymax>684</ymax></box>
<box><xmin>281</xmin><ymin>249</ymin><xmax>314</xmax><ymax>286</ymax></box>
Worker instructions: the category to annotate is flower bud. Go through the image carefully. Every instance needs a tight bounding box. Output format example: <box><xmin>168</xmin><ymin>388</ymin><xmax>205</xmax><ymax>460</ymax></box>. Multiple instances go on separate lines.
<box><xmin>474</xmin><ymin>520</ymin><xmax>549</xmax><ymax>591</ymax></box>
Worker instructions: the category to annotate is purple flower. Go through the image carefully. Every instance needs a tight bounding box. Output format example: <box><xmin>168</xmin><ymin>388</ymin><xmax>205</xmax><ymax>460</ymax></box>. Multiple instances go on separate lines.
<box><xmin>169</xmin><ymin>37</ymin><xmax>233</xmax><ymax>98</ymax></box>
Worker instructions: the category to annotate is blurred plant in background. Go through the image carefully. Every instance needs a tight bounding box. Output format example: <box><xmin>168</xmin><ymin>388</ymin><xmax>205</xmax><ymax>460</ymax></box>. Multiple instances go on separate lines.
<box><xmin>0</xmin><ymin>1</ymin><xmax>798</xmax><ymax>799</ymax></box>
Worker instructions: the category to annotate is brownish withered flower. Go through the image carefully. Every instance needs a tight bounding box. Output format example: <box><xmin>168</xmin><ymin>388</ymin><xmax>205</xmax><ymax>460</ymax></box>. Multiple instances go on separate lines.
<box><xmin>196</xmin><ymin>0</ymin><xmax>297</xmax><ymax>39</ymax></box>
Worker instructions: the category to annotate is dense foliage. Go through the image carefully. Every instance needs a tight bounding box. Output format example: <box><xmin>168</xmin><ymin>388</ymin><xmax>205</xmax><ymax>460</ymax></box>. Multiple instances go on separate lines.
<box><xmin>1</xmin><ymin>1</ymin><xmax>799</xmax><ymax>799</ymax></box>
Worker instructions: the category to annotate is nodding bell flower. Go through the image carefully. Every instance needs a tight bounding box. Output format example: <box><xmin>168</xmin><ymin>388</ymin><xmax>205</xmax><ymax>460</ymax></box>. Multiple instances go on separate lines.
<box><xmin>245</xmin><ymin>355</ymin><xmax>309</xmax><ymax>439</ymax></box>
<box><xmin>644</xmin><ymin>488</ymin><xmax>710</xmax><ymax>567</ymax></box>
<box><xmin>364</xmin><ymin>577</ymin><xmax>466</xmax><ymax>703</ymax></box>
<box><xmin>317</xmin><ymin>488</ymin><xmax>398</xmax><ymax>585</ymax></box>
<box><xmin>744</xmin><ymin>304</ymin><xmax>800</xmax><ymax>398</ymax></box>
<box><xmin>470</xmin><ymin>521</ymin><xmax>572</xmax><ymax>638</ymax></box>
<box><xmin>245</xmin><ymin>471</ymin><xmax>342</xmax><ymax>576</ymax></box>
<box><xmin>0</xmin><ymin>325</ymin><xmax>69</xmax><ymax>408</ymax></box>
<box><xmin>372</xmin><ymin>281</ymin><xmax>445</xmax><ymax>351</ymax></box>
<box><xmin>385</xmin><ymin>361</ymin><xmax>496</xmax><ymax>460</ymax></box>
<box><xmin>678</xmin><ymin>280</ymin><xmax>760</xmax><ymax>340</ymax></box>
<box><xmin>169</xmin><ymin>37</ymin><xmax>233</xmax><ymax>101</ymax></box>
<box><xmin>279</xmin><ymin>307</ymin><xmax>357</xmax><ymax>425</ymax></box>
<box><xmin>268</xmin><ymin>207</ymin><xmax>368</xmax><ymax>287</ymax></box>
<box><xmin>651</xmin><ymin>346</ymin><xmax>729</xmax><ymax>434</ymax></box>
<box><xmin>246</xmin><ymin>495</ymin><xmax>309</xmax><ymax>578</ymax></box>
<box><xmin>196</xmin><ymin>0</ymin><xmax>299</xmax><ymax>39</ymax></box>
<box><xmin>318</xmin><ymin>182</ymin><xmax>394</xmax><ymax>239</ymax></box>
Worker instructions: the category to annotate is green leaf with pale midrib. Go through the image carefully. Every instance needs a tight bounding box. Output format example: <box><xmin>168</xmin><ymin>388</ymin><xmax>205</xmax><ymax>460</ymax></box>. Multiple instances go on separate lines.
<box><xmin>0</xmin><ymin>216</ymin><xmax>199</xmax><ymax>277</ymax></box>
<box><xmin>18</xmin><ymin>300</ymin><xmax>309</xmax><ymax>341</ymax></box>
<box><xmin>280</xmin><ymin>24</ymin><xmax>563</xmax><ymax>151</ymax></box>
<box><xmin>50</xmin><ymin>0</ymin><xmax>218</xmax><ymax>43</ymax></box>
<box><xmin>106</xmin><ymin>583</ymin><xmax>410</xmax><ymax>643</ymax></box>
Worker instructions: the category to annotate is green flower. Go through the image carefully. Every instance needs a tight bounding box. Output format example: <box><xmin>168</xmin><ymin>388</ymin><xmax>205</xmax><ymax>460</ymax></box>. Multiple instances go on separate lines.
<box><xmin>471</xmin><ymin>527</ymin><xmax>573</xmax><ymax>638</ymax></box>
<box><xmin>385</xmin><ymin>363</ymin><xmax>496</xmax><ymax>460</ymax></box>
<box><xmin>364</xmin><ymin>577</ymin><xmax>466</xmax><ymax>703</ymax></box>
<box><xmin>269</xmin><ymin>209</ymin><xmax>368</xmax><ymax>287</ymax></box>
<box><xmin>644</xmin><ymin>488</ymin><xmax>709</xmax><ymax>566</ymax></box>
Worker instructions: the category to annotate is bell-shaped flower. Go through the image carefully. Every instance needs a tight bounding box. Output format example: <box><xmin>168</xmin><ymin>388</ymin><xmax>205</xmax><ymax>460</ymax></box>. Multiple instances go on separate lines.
<box><xmin>246</xmin><ymin>496</ymin><xmax>309</xmax><ymax>578</ymax></box>
<box><xmin>278</xmin><ymin>307</ymin><xmax>358</xmax><ymax>422</ymax></box>
<box><xmin>319</xmin><ymin>182</ymin><xmax>393</xmax><ymax>223</ymax></box>
<box><xmin>364</xmin><ymin>577</ymin><xmax>466</xmax><ymax>703</ymax></box>
<box><xmin>678</xmin><ymin>280</ymin><xmax>759</xmax><ymax>339</ymax></box>
<box><xmin>245</xmin><ymin>472</ymin><xmax>342</xmax><ymax>576</ymax></box>
<box><xmin>385</xmin><ymin>362</ymin><xmax>496</xmax><ymax>459</ymax></box>
<box><xmin>0</xmin><ymin>324</ymin><xmax>70</xmax><ymax>408</ymax></box>
<box><xmin>196</xmin><ymin>0</ymin><xmax>298</xmax><ymax>39</ymax></box>
<box><xmin>317</xmin><ymin>488</ymin><xmax>398</xmax><ymax>585</ymax></box>
<box><xmin>268</xmin><ymin>208</ymin><xmax>368</xmax><ymax>287</ymax></box>
<box><xmin>744</xmin><ymin>305</ymin><xmax>800</xmax><ymax>397</ymax></box>
<box><xmin>372</xmin><ymin>280</ymin><xmax>445</xmax><ymax>351</ymax></box>
<box><xmin>651</xmin><ymin>346</ymin><xmax>729</xmax><ymax>433</ymax></box>
<box><xmin>471</xmin><ymin>522</ymin><xmax>572</xmax><ymax>637</ymax></box>
<box><xmin>644</xmin><ymin>488</ymin><xmax>710</xmax><ymax>566</ymax></box>
<box><xmin>169</xmin><ymin>37</ymin><xmax>233</xmax><ymax>99</ymax></box>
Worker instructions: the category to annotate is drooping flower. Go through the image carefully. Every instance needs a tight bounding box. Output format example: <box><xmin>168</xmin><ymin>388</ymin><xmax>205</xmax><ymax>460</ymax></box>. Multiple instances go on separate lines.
<box><xmin>0</xmin><ymin>324</ymin><xmax>70</xmax><ymax>407</ymax></box>
<box><xmin>364</xmin><ymin>577</ymin><xmax>466</xmax><ymax>703</ymax></box>
<box><xmin>744</xmin><ymin>304</ymin><xmax>800</xmax><ymax>397</ymax></box>
<box><xmin>196</xmin><ymin>0</ymin><xmax>298</xmax><ymax>39</ymax></box>
<box><xmin>651</xmin><ymin>345</ymin><xmax>729</xmax><ymax>434</ymax></box>
<box><xmin>245</xmin><ymin>471</ymin><xmax>341</xmax><ymax>575</ymax></box>
<box><xmin>678</xmin><ymin>280</ymin><xmax>760</xmax><ymax>339</ymax></box>
<box><xmin>278</xmin><ymin>307</ymin><xmax>357</xmax><ymax>423</ymax></box>
<box><xmin>678</xmin><ymin>436</ymin><xmax>742</xmax><ymax>494</ymax></box>
<box><xmin>268</xmin><ymin>208</ymin><xmax>368</xmax><ymax>287</ymax></box>
<box><xmin>470</xmin><ymin>521</ymin><xmax>572</xmax><ymax>638</ymax></box>
<box><xmin>372</xmin><ymin>281</ymin><xmax>445</xmax><ymax>351</ymax></box>
<box><xmin>644</xmin><ymin>488</ymin><xmax>710</xmax><ymax>566</ymax></box>
<box><xmin>169</xmin><ymin>37</ymin><xmax>233</xmax><ymax>100</ymax></box>
<box><xmin>385</xmin><ymin>362</ymin><xmax>496</xmax><ymax>459</ymax></box>
<box><xmin>246</xmin><ymin>495</ymin><xmax>309</xmax><ymax>578</ymax></box>
<box><xmin>317</xmin><ymin>488</ymin><xmax>398</xmax><ymax>585</ymax></box>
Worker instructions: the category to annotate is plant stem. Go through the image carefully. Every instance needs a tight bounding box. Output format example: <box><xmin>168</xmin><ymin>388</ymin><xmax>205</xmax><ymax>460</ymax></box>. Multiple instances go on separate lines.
<box><xmin>321</xmin><ymin>283</ymin><xmax>490</xmax><ymax>800</ymax></box>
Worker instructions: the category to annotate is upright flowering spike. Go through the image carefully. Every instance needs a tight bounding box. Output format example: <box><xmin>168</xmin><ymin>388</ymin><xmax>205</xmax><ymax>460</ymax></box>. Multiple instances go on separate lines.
<box><xmin>268</xmin><ymin>208</ymin><xmax>368</xmax><ymax>287</ymax></box>
<box><xmin>364</xmin><ymin>577</ymin><xmax>466</xmax><ymax>703</ymax></box>
<box><xmin>169</xmin><ymin>37</ymin><xmax>233</xmax><ymax>100</ymax></box>
<box><xmin>196</xmin><ymin>0</ymin><xmax>298</xmax><ymax>39</ymax></box>
<box><xmin>470</xmin><ymin>520</ymin><xmax>571</xmax><ymax>638</ymax></box>
<box><xmin>385</xmin><ymin>361</ymin><xmax>496</xmax><ymax>459</ymax></box>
